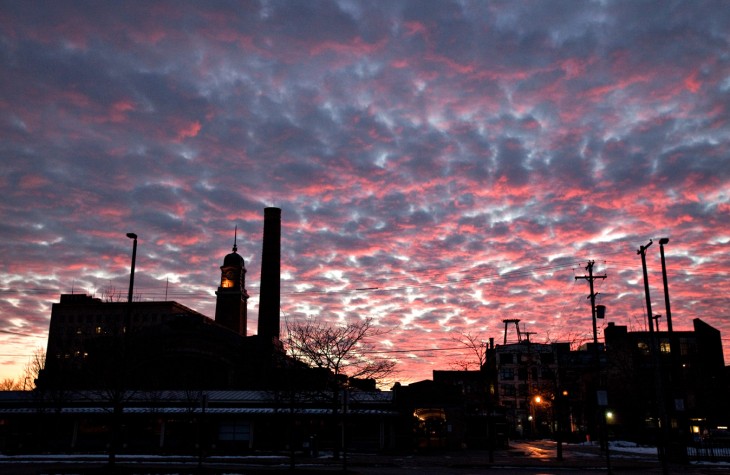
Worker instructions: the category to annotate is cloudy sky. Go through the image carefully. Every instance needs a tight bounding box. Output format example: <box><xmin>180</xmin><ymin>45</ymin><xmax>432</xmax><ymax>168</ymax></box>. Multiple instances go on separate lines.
<box><xmin>1</xmin><ymin>0</ymin><xmax>729</xmax><ymax>385</ymax></box>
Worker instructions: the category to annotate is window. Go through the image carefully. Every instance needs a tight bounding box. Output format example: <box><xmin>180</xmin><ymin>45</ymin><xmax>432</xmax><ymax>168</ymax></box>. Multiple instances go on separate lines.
<box><xmin>219</xmin><ymin>420</ymin><xmax>251</xmax><ymax>442</ymax></box>
<box><xmin>500</xmin><ymin>353</ymin><xmax>514</xmax><ymax>364</ymax></box>
<box><xmin>518</xmin><ymin>367</ymin><xmax>528</xmax><ymax>381</ymax></box>
<box><xmin>500</xmin><ymin>367</ymin><xmax>514</xmax><ymax>381</ymax></box>
<box><xmin>680</xmin><ymin>338</ymin><xmax>692</xmax><ymax>356</ymax></box>
<box><xmin>540</xmin><ymin>353</ymin><xmax>555</xmax><ymax>365</ymax></box>
<box><xmin>659</xmin><ymin>339</ymin><xmax>671</xmax><ymax>353</ymax></box>
<box><xmin>501</xmin><ymin>384</ymin><xmax>516</xmax><ymax>397</ymax></box>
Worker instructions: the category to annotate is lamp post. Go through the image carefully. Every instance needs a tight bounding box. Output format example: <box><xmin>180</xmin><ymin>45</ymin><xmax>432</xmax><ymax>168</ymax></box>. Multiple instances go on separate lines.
<box><xmin>125</xmin><ymin>233</ymin><xmax>137</xmax><ymax>336</ymax></box>
<box><xmin>637</xmin><ymin>240</ymin><xmax>654</xmax><ymax>332</ymax></box>
<box><xmin>637</xmin><ymin>239</ymin><xmax>669</xmax><ymax>474</ymax></box>
<box><xmin>126</xmin><ymin>233</ymin><xmax>137</xmax><ymax>304</ymax></box>
<box><xmin>658</xmin><ymin>238</ymin><xmax>673</xmax><ymax>333</ymax></box>
<box><xmin>110</xmin><ymin>232</ymin><xmax>137</xmax><ymax>467</ymax></box>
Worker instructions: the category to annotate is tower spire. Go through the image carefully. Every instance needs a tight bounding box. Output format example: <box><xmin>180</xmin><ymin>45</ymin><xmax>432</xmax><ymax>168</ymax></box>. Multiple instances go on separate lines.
<box><xmin>215</xmin><ymin>227</ymin><xmax>248</xmax><ymax>336</ymax></box>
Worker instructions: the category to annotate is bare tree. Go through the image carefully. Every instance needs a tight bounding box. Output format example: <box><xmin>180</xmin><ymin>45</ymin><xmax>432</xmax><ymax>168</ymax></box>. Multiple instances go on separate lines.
<box><xmin>450</xmin><ymin>330</ymin><xmax>488</xmax><ymax>370</ymax></box>
<box><xmin>21</xmin><ymin>346</ymin><xmax>46</xmax><ymax>390</ymax></box>
<box><xmin>545</xmin><ymin>329</ymin><xmax>591</xmax><ymax>351</ymax></box>
<box><xmin>0</xmin><ymin>347</ymin><xmax>45</xmax><ymax>391</ymax></box>
<box><xmin>0</xmin><ymin>378</ymin><xmax>21</xmax><ymax>390</ymax></box>
<box><xmin>286</xmin><ymin>316</ymin><xmax>397</xmax><ymax>384</ymax></box>
<box><xmin>285</xmin><ymin>316</ymin><xmax>396</xmax><ymax>464</ymax></box>
<box><xmin>101</xmin><ymin>283</ymin><xmax>124</xmax><ymax>302</ymax></box>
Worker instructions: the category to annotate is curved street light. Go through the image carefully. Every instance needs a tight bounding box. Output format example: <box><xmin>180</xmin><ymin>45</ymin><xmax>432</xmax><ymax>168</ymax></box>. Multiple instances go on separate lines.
<box><xmin>126</xmin><ymin>233</ymin><xmax>137</xmax><ymax>304</ymax></box>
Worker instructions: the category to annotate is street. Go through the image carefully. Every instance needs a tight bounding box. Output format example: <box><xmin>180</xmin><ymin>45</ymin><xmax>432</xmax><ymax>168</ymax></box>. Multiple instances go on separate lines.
<box><xmin>0</xmin><ymin>440</ymin><xmax>728</xmax><ymax>475</ymax></box>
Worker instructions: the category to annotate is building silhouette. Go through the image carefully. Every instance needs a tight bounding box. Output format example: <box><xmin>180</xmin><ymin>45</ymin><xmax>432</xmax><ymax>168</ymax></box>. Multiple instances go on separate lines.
<box><xmin>604</xmin><ymin>319</ymin><xmax>728</xmax><ymax>442</ymax></box>
<box><xmin>38</xmin><ymin>208</ymin><xmax>290</xmax><ymax>391</ymax></box>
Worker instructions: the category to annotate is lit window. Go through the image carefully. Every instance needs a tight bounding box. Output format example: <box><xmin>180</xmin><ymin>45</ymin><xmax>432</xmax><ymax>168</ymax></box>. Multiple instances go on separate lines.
<box><xmin>221</xmin><ymin>278</ymin><xmax>233</xmax><ymax>288</ymax></box>
<box><xmin>95</xmin><ymin>326</ymin><xmax>102</xmax><ymax>334</ymax></box>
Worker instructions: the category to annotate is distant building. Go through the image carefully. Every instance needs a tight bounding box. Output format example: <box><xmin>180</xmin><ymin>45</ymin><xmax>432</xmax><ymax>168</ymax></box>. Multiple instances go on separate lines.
<box><xmin>493</xmin><ymin>341</ymin><xmax>569</xmax><ymax>438</ymax></box>
<box><xmin>39</xmin><ymin>294</ymin><xmax>257</xmax><ymax>389</ymax></box>
<box><xmin>604</xmin><ymin>318</ymin><xmax>728</xmax><ymax>442</ymax></box>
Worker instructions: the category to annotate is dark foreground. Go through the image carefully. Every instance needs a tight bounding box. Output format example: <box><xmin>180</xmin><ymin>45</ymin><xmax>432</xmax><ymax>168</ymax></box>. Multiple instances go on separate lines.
<box><xmin>1</xmin><ymin>440</ymin><xmax>728</xmax><ymax>475</ymax></box>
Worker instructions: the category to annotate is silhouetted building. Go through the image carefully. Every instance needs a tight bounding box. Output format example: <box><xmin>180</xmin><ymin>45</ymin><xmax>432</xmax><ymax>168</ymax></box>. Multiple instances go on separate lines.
<box><xmin>38</xmin><ymin>207</ymin><xmax>293</xmax><ymax>391</ymax></box>
<box><xmin>38</xmin><ymin>294</ymin><xmax>255</xmax><ymax>389</ymax></box>
<box><xmin>214</xmin><ymin>235</ymin><xmax>249</xmax><ymax>335</ymax></box>
<box><xmin>0</xmin><ymin>388</ymin><xmax>398</xmax><ymax>454</ymax></box>
<box><xmin>433</xmin><ymin>368</ymin><xmax>506</xmax><ymax>449</ymax></box>
<box><xmin>493</xmin><ymin>341</ymin><xmax>569</xmax><ymax>438</ymax></box>
<box><xmin>604</xmin><ymin>318</ymin><xmax>728</xmax><ymax>442</ymax></box>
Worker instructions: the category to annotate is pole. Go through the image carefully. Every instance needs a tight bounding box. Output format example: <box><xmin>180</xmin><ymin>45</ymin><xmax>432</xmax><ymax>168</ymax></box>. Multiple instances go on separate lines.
<box><xmin>637</xmin><ymin>241</ymin><xmax>654</xmax><ymax>332</ymax></box>
<box><xmin>658</xmin><ymin>238</ymin><xmax>672</xmax><ymax>333</ymax></box>
<box><xmin>126</xmin><ymin>233</ymin><xmax>137</xmax><ymax>304</ymax></box>
<box><xmin>637</xmin><ymin>240</ymin><xmax>669</xmax><ymax>475</ymax></box>
<box><xmin>125</xmin><ymin>233</ymin><xmax>137</xmax><ymax>335</ymax></box>
<box><xmin>575</xmin><ymin>262</ymin><xmax>607</xmax><ymax>453</ymax></box>
<box><xmin>659</xmin><ymin>238</ymin><xmax>688</xmax><ymax>464</ymax></box>
<box><xmin>110</xmin><ymin>233</ymin><xmax>137</xmax><ymax>467</ymax></box>
<box><xmin>575</xmin><ymin>261</ymin><xmax>606</xmax><ymax>345</ymax></box>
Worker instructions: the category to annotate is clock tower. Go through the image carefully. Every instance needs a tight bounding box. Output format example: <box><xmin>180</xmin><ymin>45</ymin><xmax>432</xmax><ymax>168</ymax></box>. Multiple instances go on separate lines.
<box><xmin>214</xmin><ymin>231</ymin><xmax>249</xmax><ymax>335</ymax></box>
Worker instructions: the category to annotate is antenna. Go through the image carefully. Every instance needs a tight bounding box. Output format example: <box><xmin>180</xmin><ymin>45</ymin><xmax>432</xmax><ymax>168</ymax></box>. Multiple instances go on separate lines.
<box><xmin>233</xmin><ymin>225</ymin><xmax>238</xmax><ymax>252</ymax></box>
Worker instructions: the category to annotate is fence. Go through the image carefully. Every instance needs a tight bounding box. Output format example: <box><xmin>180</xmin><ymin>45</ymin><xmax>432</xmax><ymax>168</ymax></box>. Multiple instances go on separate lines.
<box><xmin>687</xmin><ymin>439</ymin><xmax>730</xmax><ymax>462</ymax></box>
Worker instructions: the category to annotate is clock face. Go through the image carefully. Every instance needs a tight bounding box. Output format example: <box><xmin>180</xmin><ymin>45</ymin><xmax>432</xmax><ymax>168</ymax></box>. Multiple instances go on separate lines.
<box><xmin>221</xmin><ymin>269</ymin><xmax>236</xmax><ymax>288</ymax></box>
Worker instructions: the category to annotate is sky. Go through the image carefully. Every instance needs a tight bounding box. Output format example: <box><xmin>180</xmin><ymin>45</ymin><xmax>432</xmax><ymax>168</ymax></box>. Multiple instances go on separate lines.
<box><xmin>1</xmin><ymin>0</ymin><xmax>729</xmax><ymax>386</ymax></box>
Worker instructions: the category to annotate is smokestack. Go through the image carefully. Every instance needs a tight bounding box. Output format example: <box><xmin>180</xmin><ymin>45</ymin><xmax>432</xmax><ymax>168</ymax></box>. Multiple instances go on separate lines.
<box><xmin>257</xmin><ymin>207</ymin><xmax>281</xmax><ymax>342</ymax></box>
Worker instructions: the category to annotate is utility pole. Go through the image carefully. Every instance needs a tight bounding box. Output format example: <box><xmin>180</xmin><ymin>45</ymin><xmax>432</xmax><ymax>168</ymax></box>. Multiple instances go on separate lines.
<box><xmin>575</xmin><ymin>261</ymin><xmax>606</xmax><ymax>345</ymax></box>
<box><xmin>575</xmin><ymin>261</ymin><xmax>610</xmax><ymax>471</ymax></box>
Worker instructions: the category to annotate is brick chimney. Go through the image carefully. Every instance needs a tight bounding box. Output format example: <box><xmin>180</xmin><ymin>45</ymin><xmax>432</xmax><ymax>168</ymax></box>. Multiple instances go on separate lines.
<box><xmin>257</xmin><ymin>207</ymin><xmax>281</xmax><ymax>342</ymax></box>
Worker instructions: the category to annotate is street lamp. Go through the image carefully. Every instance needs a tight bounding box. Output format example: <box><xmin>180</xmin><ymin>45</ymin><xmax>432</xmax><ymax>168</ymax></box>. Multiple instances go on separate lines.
<box><xmin>637</xmin><ymin>240</ymin><xmax>655</xmax><ymax>332</ymax></box>
<box><xmin>126</xmin><ymin>233</ymin><xmax>137</xmax><ymax>304</ymax></box>
<box><xmin>658</xmin><ymin>238</ymin><xmax>673</xmax><ymax>333</ymax></box>
<box><xmin>125</xmin><ymin>233</ymin><xmax>137</xmax><ymax>334</ymax></box>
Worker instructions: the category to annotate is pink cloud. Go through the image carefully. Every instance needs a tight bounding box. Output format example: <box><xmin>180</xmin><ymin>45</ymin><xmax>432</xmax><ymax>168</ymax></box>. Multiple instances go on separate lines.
<box><xmin>175</xmin><ymin>121</ymin><xmax>202</xmax><ymax>141</ymax></box>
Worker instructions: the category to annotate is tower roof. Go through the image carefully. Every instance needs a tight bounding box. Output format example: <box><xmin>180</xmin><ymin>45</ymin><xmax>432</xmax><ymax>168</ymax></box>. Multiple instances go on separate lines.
<box><xmin>223</xmin><ymin>226</ymin><xmax>244</xmax><ymax>268</ymax></box>
<box><xmin>223</xmin><ymin>248</ymin><xmax>244</xmax><ymax>268</ymax></box>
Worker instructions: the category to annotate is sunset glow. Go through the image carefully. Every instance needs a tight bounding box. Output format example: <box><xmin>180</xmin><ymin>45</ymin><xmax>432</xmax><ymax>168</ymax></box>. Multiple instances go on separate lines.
<box><xmin>1</xmin><ymin>1</ymin><xmax>729</xmax><ymax>385</ymax></box>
